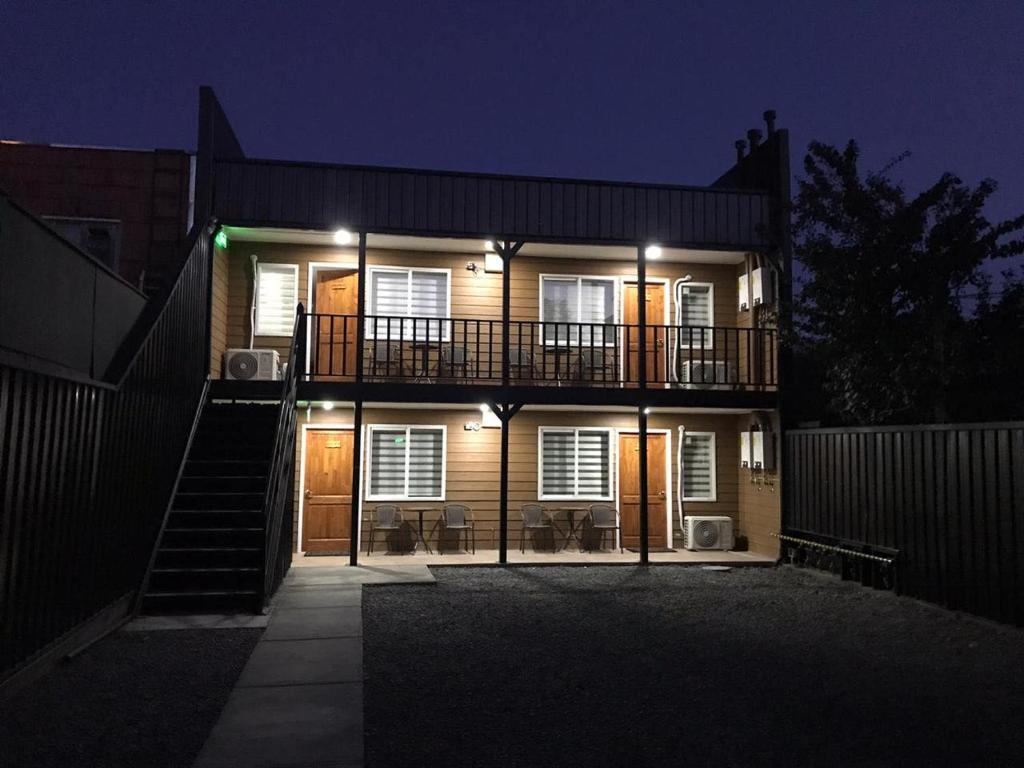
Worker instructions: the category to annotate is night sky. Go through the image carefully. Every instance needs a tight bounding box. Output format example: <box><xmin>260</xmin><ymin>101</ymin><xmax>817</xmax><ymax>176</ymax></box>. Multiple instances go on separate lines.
<box><xmin>3</xmin><ymin>1</ymin><xmax>1022</xmax><ymax>263</ymax></box>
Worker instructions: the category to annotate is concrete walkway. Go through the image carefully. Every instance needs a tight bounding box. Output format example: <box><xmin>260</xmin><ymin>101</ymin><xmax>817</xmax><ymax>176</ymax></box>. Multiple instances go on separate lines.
<box><xmin>193</xmin><ymin>565</ymin><xmax>434</xmax><ymax>768</ymax></box>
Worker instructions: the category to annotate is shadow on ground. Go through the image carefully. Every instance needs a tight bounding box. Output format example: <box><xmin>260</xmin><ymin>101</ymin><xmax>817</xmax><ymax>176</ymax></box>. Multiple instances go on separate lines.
<box><xmin>364</xmin><ymin>565</ymin><xmax>1024</xmax><ymax>768</ymax></box>
<box><xmin>0</xmin><ymin>628</ymin><xmax>261</xmax><ymax>768</ymax></box>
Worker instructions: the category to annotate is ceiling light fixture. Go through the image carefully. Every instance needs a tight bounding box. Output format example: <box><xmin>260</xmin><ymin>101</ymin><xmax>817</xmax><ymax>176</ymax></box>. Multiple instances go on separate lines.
<box><xmin>322</xmin><ymin>401</ymin><xmax>335</xmax><ymax>411</ymax></box>
<box><xmin>645</xmin><ymin>245</ymin><xmax>662</xmax><ymax>260</ymax></box>
<box><xmin>333</xmin><ymin>229</ymin><xmax>353</xmax><ymax>245</ymax></box>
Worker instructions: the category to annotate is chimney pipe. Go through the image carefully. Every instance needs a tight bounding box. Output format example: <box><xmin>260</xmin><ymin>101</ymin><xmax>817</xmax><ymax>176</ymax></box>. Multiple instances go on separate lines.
<box><xmin>763</xmin><ymin>109</ymin><xmax>777</xmax><ymax>135</ymax></box>
<box><xmin>734</xmin><ymin>140</ymin><xmax>746</xmax><ymax>162</ymax></box>
<box><xmin>747</xmin><ymin>128</ymin><xmax>763</xmax><ymax>149</ymax></box>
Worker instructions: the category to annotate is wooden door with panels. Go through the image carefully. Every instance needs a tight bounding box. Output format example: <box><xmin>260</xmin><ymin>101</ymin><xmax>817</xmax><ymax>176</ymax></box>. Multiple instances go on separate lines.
<box><xmin>622</xmin><ymin>282</ymin><xmax>666</xmax><ymax>383</ymax></box>
<box><xmin>618</xmin><ymin>432</ymin><xmax>668</xmax><ymax>549</ymax></box>
<box><xmin>303</xmin><ymin>429</ymin><xmax>354</xmax><ymax>553</ymax></box>
<box><xmin>314</xmin><ymin>269</ymin><xmax>359</xmax><ymax>379</ymax></box>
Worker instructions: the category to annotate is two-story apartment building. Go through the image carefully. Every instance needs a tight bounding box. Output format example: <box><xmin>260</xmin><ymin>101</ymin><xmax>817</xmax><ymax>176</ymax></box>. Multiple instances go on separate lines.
<box><xmin>141</xmin><ymin>88</ymin><xmax>791</xmax><ymax>611</ymax></box>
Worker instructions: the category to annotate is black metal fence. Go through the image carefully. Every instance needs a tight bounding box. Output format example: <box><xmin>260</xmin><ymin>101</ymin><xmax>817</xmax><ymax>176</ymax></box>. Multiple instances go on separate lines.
<box><xmin>0</xmin><ymin>226</ymin><xmax>211</xmax><ymax>681</ymax></box>
<box><xmin>784</xmin><ymin>423</ymin><xmax>1024</xmax><ymax>626</ymax></box>
<box><xmin>304</xmin><ymin>313</ymin><xmax>777</xmax><ymax>390</ymax></box>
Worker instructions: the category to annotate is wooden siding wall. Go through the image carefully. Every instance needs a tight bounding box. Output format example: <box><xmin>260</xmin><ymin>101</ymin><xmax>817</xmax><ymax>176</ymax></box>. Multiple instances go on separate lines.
<box><xmin>291</xmin><ymin>407</ymin><xmax>781</xmax><ymax>557</ymax></box>
<box><xmin>785</xmin><ymin>424</ymin><xmax>1024</xmax><ymax>626</ymax></box>
<box><xmin>220</xmin><ymin>241</ymin><xmax>743</xmax><ymax>370</ymax></box>
<box><xmin>735</xmin><ymin>413</ymin><xmax>782</xmax><ymax>556</ymax></box>
<box><xmin>209</xmin><ymin>245</ymin><xmax>230</xmax><ymax>377</ymax></box>
<box><xmin>213</xmin><ymin>159</ymin><xmax>773</xmax><ymax>249</ymax></box>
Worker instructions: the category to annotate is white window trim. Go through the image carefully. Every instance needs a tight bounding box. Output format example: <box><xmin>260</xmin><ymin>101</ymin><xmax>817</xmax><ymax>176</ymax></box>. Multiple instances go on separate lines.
<box><xmin>538</xmin><ymin>273</ymin><xmax>619</xmax><ymax>347</ymax></box>
<box><xmin>677</xmin><ymin>428</ymin><xmax>718</xmax><ymax>503</ymax></box>
<box><xmin>674</xmin><ymin>279</ymin><xmax>715</xmax><ymax>349</ymax></box>
<box><xmin>365</xmin><ymin>424</ymin><xmax>447</xmax><ymax>502</ymax></box>
<box><xmin>366</xmin><ymin>265</ymin><xmax>452</xmax><ymax>342</ymax></box>
<box><xmin>537</xmin><ymin>426</ymin><xmax>615</xmax><ymax>501</ymax></box>
<box><xmin>254</xmin><ymin>262</ymin><xmax>300</xmax><ymax>337</ymax></box>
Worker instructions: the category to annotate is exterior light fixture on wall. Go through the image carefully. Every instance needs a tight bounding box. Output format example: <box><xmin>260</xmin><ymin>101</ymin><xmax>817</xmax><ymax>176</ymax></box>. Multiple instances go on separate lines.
<box><xmin>214</xmin><ymin>229</ymin><xmax>229</xmax><ymax>249</ymax></box>
<box><xmin>466</xmin><ymin>261</ymin><xmax>480</xmax><ymax>276</ymax></box>
<box><xmin>322</xmin><ymin>401</ymin><xmax>335</xmax><ymax>411</ymax></box>
<box><xmin>645</xmin><ymin>245</ymin><xmax>662</xmax><ymax>260</ymax></box>
<box><xmin>333</xmin><ymin>229</ymin><xmax>353</xmax><ymax>245</ymax></box>
<box><xmin>464</xmin><ymin>421</ymin><xmax>481</xmax><ymax>431</ymax></box>
<box><xmin>480</xmin><ymin>404</ymin><xmax>501</xmax><ymax>428</ymax></box>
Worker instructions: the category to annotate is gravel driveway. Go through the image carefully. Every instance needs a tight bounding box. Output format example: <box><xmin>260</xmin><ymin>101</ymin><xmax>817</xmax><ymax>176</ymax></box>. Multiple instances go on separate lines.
<box><xmin>364</xmin><ymin>565</ymin><xmax>1024</xmax><ymax>767</ymax></box>
<box><xmin>0</xmin><ymin>627</ymin><xmax>261</xmax><ymax>768</ymax></box>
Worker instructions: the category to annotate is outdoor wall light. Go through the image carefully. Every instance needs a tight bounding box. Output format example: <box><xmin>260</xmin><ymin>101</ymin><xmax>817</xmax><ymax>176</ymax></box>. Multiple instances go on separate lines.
<box><xmin>645</xmin><ymin>245</ymin><xmax>662</xmax><ymax>260</ymax></box>
<box><xmin>464</xmin><ymin>421</ymin><xmax>481</xmax><ymax>431</ymax></box>
<box><xmin>480</xmin><ymin>404</ymin><xmax>501</xmax><ymax>428</ymax></box>
<box><xmin>333</xmin><ymin>228</ymin><xmax>353</xmax><ymax>245</ymax></box>
<box><xmin>466</xmin><ymin>261</ymin><xmax>480</xmax><ymax>275</ymax></box>
<box><xmin>322</xmin><ymin>401</ymin><xmax>335</xmax><ymax>411</ymax></box>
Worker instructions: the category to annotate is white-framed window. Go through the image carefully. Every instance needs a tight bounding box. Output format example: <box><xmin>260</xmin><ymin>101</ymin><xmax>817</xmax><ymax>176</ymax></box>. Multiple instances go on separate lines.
<box><xmin>538</xmin><ymin>427</ymin><xmax>614</xmax><ymax>500</ymax></box>
<box><xmin>366</xmin><ymin>425</ymin><xmax>446</xmax><ymax>500</ymax></box>
<box><xmin>675</xmin><ymin>281</ymin><xmax>714</xmax><ymax>348</ymax></box>
<box><xmin>254</xmin><ymin>262</ymin><xmax>299</xmax><ymax>336</ymax></box>
<box><xmin>367</xmin><ymin>266</ymin><xmax>451</xmax><ymax>340</ymax></box>
<box><xmin>679</xmin><ymin>430</ymin><xmax>717</xmax><ymax>502</ymax></box>
<box><xmin>539</xmin><ymin>275</ymin><xmax>617</xmax><ymax>345</ymax></box>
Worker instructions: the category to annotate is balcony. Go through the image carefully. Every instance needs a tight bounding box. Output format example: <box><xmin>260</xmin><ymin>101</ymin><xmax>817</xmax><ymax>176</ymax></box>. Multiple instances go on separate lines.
<box><xmin>300</xmin><ymin>313</ymin><xmax>776</xmax><ymax>391</ymax></box>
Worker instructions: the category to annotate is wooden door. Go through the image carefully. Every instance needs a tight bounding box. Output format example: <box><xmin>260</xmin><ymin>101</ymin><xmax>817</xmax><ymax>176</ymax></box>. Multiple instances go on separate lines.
<box><xmin>618</xmin><ymin>433</ymin><xmax>668</xmax><ymax>549</ymax></box>
<box><xmin>622</xmin><ymin>282</ymin><xmax>666</xmax><ymax>383</ymax></box>
<box><xmin>303</xmin><ymin>430</ymin><xmax>354</xmax><ymax>553</ymax></box>
<box><xmin>314</xmin><ymin>269</ymin><xmax>358</xmax><ymax>378</ymax></box>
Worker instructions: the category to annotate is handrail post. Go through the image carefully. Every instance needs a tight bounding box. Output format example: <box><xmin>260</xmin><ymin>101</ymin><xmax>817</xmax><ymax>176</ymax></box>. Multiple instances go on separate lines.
<box><xmin>349</xmin><ymin>400</ymin><xmax>363</xmax><ymax>566</ymax></box>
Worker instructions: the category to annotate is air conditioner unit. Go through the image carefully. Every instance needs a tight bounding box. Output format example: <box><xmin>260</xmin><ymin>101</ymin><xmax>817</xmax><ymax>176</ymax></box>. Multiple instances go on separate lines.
<box><xmin>677</xmin><ymin>360</ymin><xmax>737</xmax><ymax>389</ymax></box>
<box><xmin>224</xmin><ymin>349</ymin><xmax>281</xmax><ymax>381</ymax></box>
<box><xmin>738</xmin><ymin>272</ymin><xmax>749</xmax><ymax>311</ymax></box>
<box><xmin>682</xmin><ymin>516</ymin><xmax>735</xmax><ymax>551</ymax></box>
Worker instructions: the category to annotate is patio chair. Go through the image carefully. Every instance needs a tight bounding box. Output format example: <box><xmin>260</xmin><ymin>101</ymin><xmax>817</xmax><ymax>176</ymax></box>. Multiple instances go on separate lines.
<box><xmin>519</xmin><ymin>503</ymin><xmax>556</xmax><ymax>553</ymax></box>
<box><xmin>576</xmin><ymin>347</ymin><xmax>613</xmax><ymax>385</ymax></box>
<box><xmin>438</xmin><ymin>344</ymin><xmax>472</xmax><ymax>380</ymax></box>
<box><xmin>367</xmin><ymin>340</ymin><xmax>405</xmax><ymax>379</ymax></box>
<box><xmin>508</xmin><ymin>347</ymin><xmax>540</xmax><ymax>383</ymax></box>
<box><xmin>430</xmin><ymin>503</ymin><xmax>476</xmax><ymax>554</ymax></box>
<box><xmin>367</xmin><ymin>504</ymin><xmax>403</xmax><ymax>554</ymax></box>
<box><xmin>586</xmin><ymin>503</ymin><xmax>622</xmax><ymax>553</ymax></box>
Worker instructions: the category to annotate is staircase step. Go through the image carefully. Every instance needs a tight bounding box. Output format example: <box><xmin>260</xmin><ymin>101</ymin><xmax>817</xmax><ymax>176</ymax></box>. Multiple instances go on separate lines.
<box><xmin>184</xmin><ymin>459</ymin><xmax>269</xmax><ymax>477</ymax></box>
<box><xmin>173</xmin><ymin>492</ymin><xmax>265</xmax><ymax>510</ymax></box>
<box><xmin>162</xmin><ymin>527</ymin><xmax>264</xmax><ymax>548</ymax></box>
<box><xmin>188</xmin><ymin>443</ymin><xmax>273</xmax><ymax>460</ymax></box>
<box><xmin>168</xmin><ymin>510</ymin><xmax>264</xmax><ymax>529</ymax></box>
<box><xmin>178</xmin><ymin>475</ymin><xmax>268</xmax><ymax>493</ymax></box>
<box><xmin>141</xmin><ymin>589</ymin><xmax>260</xmax><ymax>614</ymax></box>
<box><xmin>156</xmin><ymin>547</ymin><xmax>263</xmax><ymax>569</ymax></box>
<box><xmin>149</xmin><ymin>566</ymin><xmax>261</xmax><ymax>593</ymax></box>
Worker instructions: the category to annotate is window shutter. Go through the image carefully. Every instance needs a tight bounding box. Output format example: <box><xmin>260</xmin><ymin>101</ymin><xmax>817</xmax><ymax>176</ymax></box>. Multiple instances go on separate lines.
<box><xmin>407</xmin><ymin>428</ymin><xmax>443</xmax><ymax>497</ymax></box>
<box><xmin>580</xmin><ymin>279</ymin><xmax>614</xmax><ymax>345</ymax></box>
<box><xmin>369</xmin><ymin>429</ymin><xmax>407</xmax><ymax>497</ymax></box>
<box><xmin>255</xmin><ymin>263</ymin><xmax>298</xmax><ymax>335</ymax></box>
<box><xmin>682</xmin><ymin>433</ymin><xmax>715</xmax><ymax>500</ymax></box>
<box><xmin>576</xmin><ymin>430</ymin><xmax>610</xmax><ymax>496</ymax></box>
<box><xmin>541</xmin><ymin>430</ymin><xmax>575</xmax><ymax>496</ymax></box>
<box><xmin>369</xmin><ymin>270</ymin><xmax>409</xmax><ymax>317</ymax></box>
<box><xmin>678</xmin><ymin>285</ymin><xmax>712</xmax><ymax>327</ymax></box>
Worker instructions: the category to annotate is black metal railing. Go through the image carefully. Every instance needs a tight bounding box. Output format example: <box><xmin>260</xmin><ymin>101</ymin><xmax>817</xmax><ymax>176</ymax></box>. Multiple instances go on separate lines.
<box><xmin>301</xmin><ymin>313</ymin><xmax>777</xmax><ymax>390</ymax></box>
<box><xmin>1</xmin><ymin>224</ymin><xmax>212</xmax><ymax>681</ymax></box>
<box><xmin>260</xmin><ymin>304</ymin><xmax>306</xmax><ymax>605</ymax></box>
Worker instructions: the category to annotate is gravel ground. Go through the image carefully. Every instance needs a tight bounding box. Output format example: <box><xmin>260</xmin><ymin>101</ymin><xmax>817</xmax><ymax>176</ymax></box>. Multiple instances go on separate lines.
<box><xmin>0</xmin><ymin>628</ymin><xmax>262</xmax><ymax>768</ymax></box>
<box><xmin>364</xmin><ymin>565</ymin><xmax>1024</xmax><ymax>768</ymax></box>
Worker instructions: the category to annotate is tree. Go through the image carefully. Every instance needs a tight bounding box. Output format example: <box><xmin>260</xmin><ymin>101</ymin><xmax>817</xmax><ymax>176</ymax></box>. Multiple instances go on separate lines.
<box><xmin>792</xmin><ymin>141</ymin><xmax>1024</xmax><ymax>425</ymax></box>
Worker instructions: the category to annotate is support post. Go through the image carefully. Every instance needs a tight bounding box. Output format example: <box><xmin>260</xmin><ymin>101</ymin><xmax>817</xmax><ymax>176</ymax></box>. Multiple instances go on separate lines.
<box><xmin>497</xmin><ymin>240</ymin><xmax>524</xmax><ymax>389</ymax></box>
<box><xmin>355</xmin><ymin>232</ymin><xmax>367</xmax><ymax>384</ymax></box>
<box><xmin>637</xmin><ymin>245</ymin><xmax>649</xmax><ymax>563</ymax></box>
<box><xmin>349</xmin><ymin>400</ymin><xmax>363</xmax><ymax>566</ymax></box>
<box><xmin>490</xmin><ymin>401</ymin><xmax>522</xmax><ymax>565</ymax></box>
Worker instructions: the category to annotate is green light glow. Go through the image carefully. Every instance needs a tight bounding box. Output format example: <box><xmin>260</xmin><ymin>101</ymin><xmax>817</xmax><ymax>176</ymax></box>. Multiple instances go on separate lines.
<box><xmin>214</xmin><ymin>230</ymin><xmax>228</xmax><ymax>249</ymax></box>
